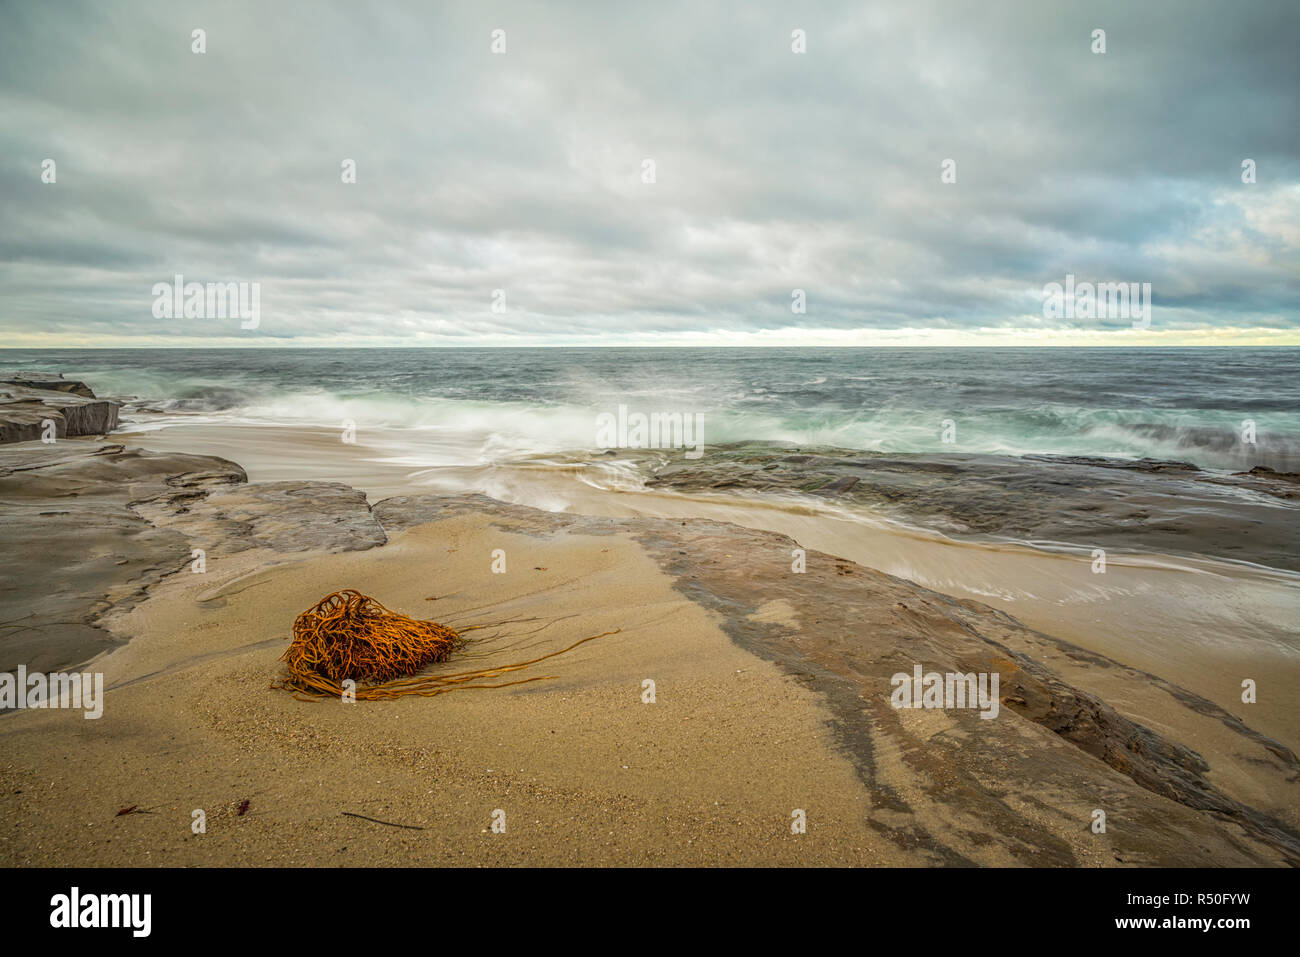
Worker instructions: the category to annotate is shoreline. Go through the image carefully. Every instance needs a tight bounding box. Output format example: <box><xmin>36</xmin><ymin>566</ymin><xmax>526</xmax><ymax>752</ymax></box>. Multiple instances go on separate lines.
<box><xmin>106</xmin><ymin>420</ymin><xmax>1300</xmax><ymax>749</ymax></box>
<box><xmin>2</xmin><ymin>373</ymin><xmax>1298</xmax><ymax>866</ymax></box>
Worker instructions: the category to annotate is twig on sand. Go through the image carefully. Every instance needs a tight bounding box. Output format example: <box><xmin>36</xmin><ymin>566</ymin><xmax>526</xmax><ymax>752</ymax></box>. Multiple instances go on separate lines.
<box><xmin>342</xmin><ymin>811</ymin><xmax>426</xmax><ymax>830</ymax></box>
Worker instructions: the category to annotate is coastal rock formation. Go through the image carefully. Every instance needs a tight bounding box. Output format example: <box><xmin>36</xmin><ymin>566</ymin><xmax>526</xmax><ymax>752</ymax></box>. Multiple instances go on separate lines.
<box><xmin>641</xmin><ymin>443</ymin><xmax>1300</xmax><ymax>571</ymax></box>
<box><xmin>0</xmin><ymin>373</ymin><xmax>120</xmax><ymax>443</ymax></box>
<box><xmin>131</xmin><ymin>477</ymin><xmax>386</xmax><ymax>554</ymax></box>
<box><xmin>0</xmin><ymin>372</ymin><xmax>96</xmax><ymax>397</ymax></box>
<box><xmin>0</xmin><ymin>442</ymin><xmax>382</xmax><ymax>673</ymax></box>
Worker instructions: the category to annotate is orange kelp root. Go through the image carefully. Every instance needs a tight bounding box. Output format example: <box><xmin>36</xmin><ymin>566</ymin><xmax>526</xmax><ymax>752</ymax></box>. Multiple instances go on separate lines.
<box><xmin>271</xmin><ymin>589</ymin><xmax>617</xmax><ymax>701</ymax></box>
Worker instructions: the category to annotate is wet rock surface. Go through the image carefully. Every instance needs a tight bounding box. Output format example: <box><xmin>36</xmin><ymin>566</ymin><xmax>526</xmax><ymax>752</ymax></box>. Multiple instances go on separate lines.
<box><xmin>642</xmin><ymin>442</ymin><xmax>1300</xmax><ymax>571</ymax></box>
<box><xmin>0</xmin><ymin>372</ymin><xmax>96</xmax><ymax>398</ymax></box>
<box><xmin>0</xmin><ymin>442</ymin><xmax>384</xmax><ymax>673</ymax></box>
<box><xmin>0</xmin><ymin>373</ymin><xmax>119</xmax><ymax>443</ymax></box>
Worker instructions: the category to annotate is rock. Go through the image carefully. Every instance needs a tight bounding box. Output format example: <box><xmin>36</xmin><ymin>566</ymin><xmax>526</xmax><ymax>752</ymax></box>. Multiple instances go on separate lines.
<box><xmin>640</xmin><ymin>442</ymin><xmax>1300</xmax><ymax>571</ymax></box>
<box><xmin>132</xmin><ymin>478</ymin><xmax>387</xmax><ymax>554</ymax></box>
<box><xmin>0</xmin><ymin>378</ymin><xmax>120</xmax><ymax>443</ymax></box>
<box><xmin>0</xmin><ymin>372</ymin><xmax>96</xmax><ymax>398</ymax></box>
<box><xmin>0</xmin><ymin>444</ymin><xmax>237</xmax><ymax>673</ymax></box>
<box><xmin>0</xmin><ymin>443</ymin><xmax>384</xmax><ymax>674</ymax></box>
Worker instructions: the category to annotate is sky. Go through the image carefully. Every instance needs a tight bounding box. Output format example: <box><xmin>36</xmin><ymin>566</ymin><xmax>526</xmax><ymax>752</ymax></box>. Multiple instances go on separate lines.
<box><xmin>1</xmin><ymin>0</ymin><xmax>1297</xmax><ymax>348</ymax></box>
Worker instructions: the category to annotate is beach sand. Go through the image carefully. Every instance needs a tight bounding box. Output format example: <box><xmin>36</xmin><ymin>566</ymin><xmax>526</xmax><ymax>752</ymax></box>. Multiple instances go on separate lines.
<box><xmin>1</xmin><ymin>513</ymin><xmax>897</xmax><ymax>866</ymax></box>
<box><xmin>2</xmin><ymin>431</ymin><xmax>1298</xmax><ymax>866</ymax></box>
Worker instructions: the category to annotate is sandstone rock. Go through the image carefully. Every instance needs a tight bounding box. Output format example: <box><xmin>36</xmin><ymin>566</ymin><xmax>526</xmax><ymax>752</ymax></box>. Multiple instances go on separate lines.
<box><xmin>132</xmin><ymin>477</ymin><xmax>387</xmax><ymax>553</ymax></box>
<box><xmin>0</xmin><ymin>378</ymin><xmax>120</xmax><ymax>443</ymax></box>
<box><xmin>641</xmin><ymin>442</ymin><xmax>1300</xmax><ymax>571</ymax></box>
<box><xmin>0</xmin><ymin>443</ymin><xmax>383</xmax><ymax>674</ymax></box>
<box><xmin>0</xmin><ymin>371</ymin><xmax>96</xmax><ymax>398</ymax></box>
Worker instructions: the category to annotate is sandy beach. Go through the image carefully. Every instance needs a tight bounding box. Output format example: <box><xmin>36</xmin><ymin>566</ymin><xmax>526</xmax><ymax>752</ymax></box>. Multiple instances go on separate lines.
<box><xmin>2</xmin><ymin>417</ymin><xmax>1298</xmax><ymax>866</ymax></box>
<box><xmin>2</xmin><ymin>514</ymin><xmax>890</xmax><ymax>866</ymax></box>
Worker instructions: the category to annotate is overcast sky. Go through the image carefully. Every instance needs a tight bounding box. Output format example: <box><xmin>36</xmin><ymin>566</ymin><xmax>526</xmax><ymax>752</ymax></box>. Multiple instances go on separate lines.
<box><xmin>1</xmin><ymin>0</ymin><xmax>1297</xmax><ymax>347</ymax></box>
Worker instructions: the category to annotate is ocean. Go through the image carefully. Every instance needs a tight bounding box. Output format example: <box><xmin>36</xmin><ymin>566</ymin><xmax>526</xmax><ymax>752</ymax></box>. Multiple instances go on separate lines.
<box><xmin>4</xmin><ymin>347</ymin><xmax>1298</xmax><ymax>472</ymax></box>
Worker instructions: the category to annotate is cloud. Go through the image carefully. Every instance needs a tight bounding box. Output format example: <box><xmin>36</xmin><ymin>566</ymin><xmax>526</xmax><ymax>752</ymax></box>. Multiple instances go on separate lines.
<box><xmin>1</xmin><ymin>0</ymin><xmax>1297</xmax><ymax>346</ymax></box>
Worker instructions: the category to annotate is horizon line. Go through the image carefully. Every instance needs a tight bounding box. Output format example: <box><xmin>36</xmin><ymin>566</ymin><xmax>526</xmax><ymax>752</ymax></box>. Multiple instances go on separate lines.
<box><xmin>4</xmin><ymin>343</ymin><xmax>1300</xmax><ymax>351</ymax></box>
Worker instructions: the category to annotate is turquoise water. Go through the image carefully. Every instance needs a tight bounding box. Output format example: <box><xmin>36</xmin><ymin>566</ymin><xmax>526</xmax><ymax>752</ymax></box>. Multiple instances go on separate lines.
<box><xmin>4</xmin><ymin>347</ymin><xmax>1298</xmax><ymax>471</ymax></box>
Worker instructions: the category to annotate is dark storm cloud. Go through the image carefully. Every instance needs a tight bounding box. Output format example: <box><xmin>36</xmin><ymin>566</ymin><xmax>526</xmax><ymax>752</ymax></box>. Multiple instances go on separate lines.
<box><xmin>0</xmin><ymin>0</ymin><xmax>1296</xmax><ymax>346</ymax></box>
